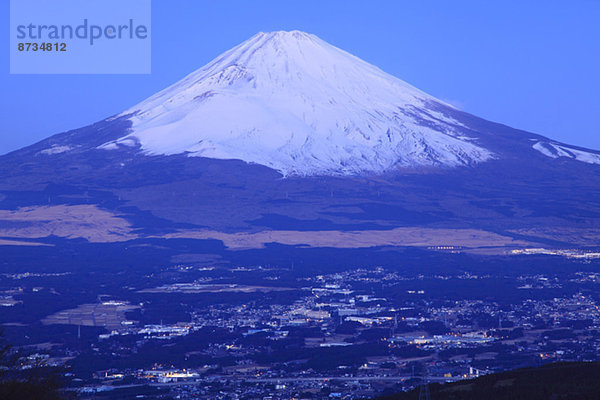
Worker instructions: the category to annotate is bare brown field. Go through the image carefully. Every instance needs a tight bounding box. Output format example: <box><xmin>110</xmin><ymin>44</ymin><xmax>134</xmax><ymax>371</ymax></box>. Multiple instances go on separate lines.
<box><xmin>0</xmin><ymin>205</ymin><xmax>136</xmax><ymax>242</ymax></box>
<box><xmin>0</xmin><ymin>238</ymin><xmax>52</xmax><ymax>246</ymax></box>
<box><xmin>0</xmin><ymin>205</ymin><xmax>558</xmax><ymax>251</ymax></box>
<box><xmin>161</xmin><ymin>227</ymin><xmax>534</xmax><ymax>250</ymax></box>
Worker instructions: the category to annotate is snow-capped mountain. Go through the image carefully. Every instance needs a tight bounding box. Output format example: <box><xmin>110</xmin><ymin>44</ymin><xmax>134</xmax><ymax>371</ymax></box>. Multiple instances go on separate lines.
<box><xmin>99</xmin><ymin>31</ymin><xmax>496</xmax><ymax>176</ymax></box>
<box><xmin>2</xmin><ymin>30</ymin><xmax>600</xmax><ymax>242</ymax></box>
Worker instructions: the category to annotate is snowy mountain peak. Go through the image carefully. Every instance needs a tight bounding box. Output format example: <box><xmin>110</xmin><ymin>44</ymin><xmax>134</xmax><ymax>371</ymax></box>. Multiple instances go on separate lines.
<box><xmin>102</xmin><ymin>31</ymin><xmax>495</xmax><ymax>176</ymax></box>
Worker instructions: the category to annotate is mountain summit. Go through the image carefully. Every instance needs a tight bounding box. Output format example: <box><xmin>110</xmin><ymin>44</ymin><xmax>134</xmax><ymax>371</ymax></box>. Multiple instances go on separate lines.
<box><xmin>100</xmin><ymin>30</ymin><xmax>498</xmax><ymax>175</ymax></box>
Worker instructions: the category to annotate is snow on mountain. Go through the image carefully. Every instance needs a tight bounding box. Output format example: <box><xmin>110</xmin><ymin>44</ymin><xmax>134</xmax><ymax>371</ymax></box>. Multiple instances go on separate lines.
<box><xmin>532</xmin><ymin>141</ymin><xmax>600</xmax><ymax>165</ymax></box>
<box><xmin>38</xmin><ymin>145</ymin><xmax>73</xmax><ymax>155</ymax></box>
<box><xmin>101</xmin><ymin>30</ymin><xmax>496</xmax><ymax>176</ymax></box>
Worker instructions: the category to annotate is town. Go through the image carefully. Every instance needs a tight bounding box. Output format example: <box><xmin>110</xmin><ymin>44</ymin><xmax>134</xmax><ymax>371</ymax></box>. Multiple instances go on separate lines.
<box><xmin>3</xmin><ymin>260</ymin><xmax>600</xmax><ymax>399</ymax></box>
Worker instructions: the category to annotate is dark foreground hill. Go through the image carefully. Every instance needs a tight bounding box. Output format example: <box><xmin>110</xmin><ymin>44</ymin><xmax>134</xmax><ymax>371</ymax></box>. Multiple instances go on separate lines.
<box><xmin>375</xmin><ymin>362</ymin><xmax>600</xmax><ymax>400</ymax></box>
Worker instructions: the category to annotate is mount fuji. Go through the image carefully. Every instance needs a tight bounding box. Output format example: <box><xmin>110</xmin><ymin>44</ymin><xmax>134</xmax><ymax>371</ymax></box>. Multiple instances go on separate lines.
<box><xmin>1</xmin><ymin>31</ymin><xmax>599</xmax><ymax>249</ymax></box>
<box><xmin>101</xmin><ymin>31</ymin><xmax>495</xmax><ymax>176</ymax></box>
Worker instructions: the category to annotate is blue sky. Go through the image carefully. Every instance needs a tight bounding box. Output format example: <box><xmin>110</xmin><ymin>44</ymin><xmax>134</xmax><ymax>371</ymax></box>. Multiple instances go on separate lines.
<box><xmin>2</xmin><ymin>0</ymin><xmax>599</xmax><ymax>154</ymax></box>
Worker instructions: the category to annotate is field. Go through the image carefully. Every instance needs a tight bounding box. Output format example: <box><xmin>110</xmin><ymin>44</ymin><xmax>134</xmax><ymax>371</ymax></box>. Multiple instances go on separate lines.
<box><xmin>41</xmin><ymin>302</ymin><xmax>140</xmax><ymax>330</ymax></box>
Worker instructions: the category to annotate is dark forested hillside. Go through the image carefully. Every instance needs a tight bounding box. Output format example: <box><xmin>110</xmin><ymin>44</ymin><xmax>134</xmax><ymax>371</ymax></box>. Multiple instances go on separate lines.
<box><xmin>376</xmin><ymin>362</ymin><xmax>600</xmax><ymax>400</ymax></box>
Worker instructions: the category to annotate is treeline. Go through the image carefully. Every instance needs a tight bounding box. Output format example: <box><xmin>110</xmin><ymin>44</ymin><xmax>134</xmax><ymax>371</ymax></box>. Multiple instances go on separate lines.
<box><xmin>0</xmin><ymin>331</ymin><xmax>70</xmax><ymax>400</ymax></box>
<box><xmin>376</xmin><ymin>362</ymin><xmax>600</xmax><ymax>400</ymax></box>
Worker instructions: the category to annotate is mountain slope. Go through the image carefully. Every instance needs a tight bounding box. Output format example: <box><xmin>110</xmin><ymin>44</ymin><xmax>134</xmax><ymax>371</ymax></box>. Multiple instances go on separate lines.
<box><xmin>0</xmin><ymin>31</ymin><xmax>599</xmax><ymax>247</ymax></box>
